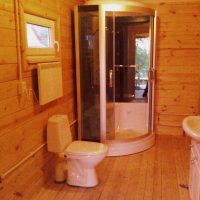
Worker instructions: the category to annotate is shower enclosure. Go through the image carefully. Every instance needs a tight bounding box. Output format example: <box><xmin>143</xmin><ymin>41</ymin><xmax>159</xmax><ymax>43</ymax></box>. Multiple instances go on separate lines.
<box><xmin>75</xmin><ymin>1</ymin><xmax>156</xmax><ymax>156</ymax></box>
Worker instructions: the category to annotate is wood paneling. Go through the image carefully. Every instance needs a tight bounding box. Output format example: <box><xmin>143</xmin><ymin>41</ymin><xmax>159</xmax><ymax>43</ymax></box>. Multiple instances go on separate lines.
<box><xmin>0</xmin><ymin>47</ymin><xmax>17</xmax><ymax>63</ymax></box>
<box><xmin>0</xmin><ymin>0</ymin><xmax>83</xmax><ymax>199</ymax></box>
<box><xmin>154</xmin><ymin>2</ymin><xmax>200</xmax><ymax>134</ymax></box>
<box><xmin>0</xmin><ymin>10</ymin><xmax>15</xmax><ymax>29</ymax></box>
<box><xmin>0</xmin><ymin>0</ymin><xmax>14</xmax><ymax>12</ymax></box>
<box><xmin>0</xmin><ymin>29</ymin><xmax>16</xmax><ymax>46</ymax></box>
<box><xmin>0</xmin><ymin>64</ymin><xmax>18</xmax><ymax>82</ymax></box>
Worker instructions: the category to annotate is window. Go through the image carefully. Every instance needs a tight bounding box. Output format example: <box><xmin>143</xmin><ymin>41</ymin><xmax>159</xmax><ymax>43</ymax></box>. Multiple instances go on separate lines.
<box><xmin>26</xmin><ymin>24</ymin><xmax>52</xmax><ymax>48</ymax></box>
<box><xmin>23</xmin><ymin>13</ymin><xmax>59</xmax><ymax>63</ymax></box>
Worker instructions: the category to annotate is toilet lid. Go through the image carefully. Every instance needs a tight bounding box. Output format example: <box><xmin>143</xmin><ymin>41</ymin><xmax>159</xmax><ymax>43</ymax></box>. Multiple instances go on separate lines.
<box><xmin>64</xmin><ymin>141</ymin><xmax>108</xmax><ymax>156</ymax></box>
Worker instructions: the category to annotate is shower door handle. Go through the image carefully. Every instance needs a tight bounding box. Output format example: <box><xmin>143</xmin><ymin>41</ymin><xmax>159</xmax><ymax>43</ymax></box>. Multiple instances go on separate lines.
<box><xmin>90</xmin><ymin>70</ymin><xmax>94</xmax><ymax>89</ymax></box>
<box><xmin>109</xmin><ymin>69</ymin><xmax>113</xmax><ymax>88</ymax></box>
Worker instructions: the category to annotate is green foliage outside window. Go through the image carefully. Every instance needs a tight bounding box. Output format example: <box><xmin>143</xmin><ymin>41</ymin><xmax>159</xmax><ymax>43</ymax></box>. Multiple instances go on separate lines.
<box><xmin>135</xmin><ymin>37</ymin><xmax>149</xmax><ymax>79</ymax></box>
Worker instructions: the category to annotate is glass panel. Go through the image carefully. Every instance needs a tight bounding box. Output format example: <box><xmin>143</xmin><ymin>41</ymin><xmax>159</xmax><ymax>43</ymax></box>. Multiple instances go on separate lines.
<box><xmin>106</xmin><ymin>12</ymin><xmax>115</xmax><ymax>140</ymax></box>
<box><xmin>114</xmin><ymin>15</ymin><xmax>150</xmax><ymax>103</ymax></box>
<box><xmin>115</xmin><ymin>15</ymin><xmax>136</xmax><ymax>102</ymax></box>
<box><xmin>78</xmin><ymin>6</ymin><xmax>100</xmax><ymax>141</ymax></box>
<box><xmin>26</xmin><ymin>24</ymin><xmax>52</xmax><ymax>48</ymax></box>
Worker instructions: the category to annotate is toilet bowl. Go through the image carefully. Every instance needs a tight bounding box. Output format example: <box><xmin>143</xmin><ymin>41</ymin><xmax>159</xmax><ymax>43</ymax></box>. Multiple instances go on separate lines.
<box><xmin>47</xmin><ymin>115</ymin><xmax>108</xmax><ymax>187</ymax></box>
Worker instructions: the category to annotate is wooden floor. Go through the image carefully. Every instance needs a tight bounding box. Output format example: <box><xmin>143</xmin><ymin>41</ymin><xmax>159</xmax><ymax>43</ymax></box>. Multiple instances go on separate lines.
<box><xmin>31</xmin><ymin>135</ymin><xmax>191</xmax><ymax>200</ymax></box>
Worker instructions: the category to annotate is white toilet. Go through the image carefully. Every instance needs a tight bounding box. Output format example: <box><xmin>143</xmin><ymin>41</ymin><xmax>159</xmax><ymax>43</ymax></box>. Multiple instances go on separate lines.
<box><xmin>47</xmin><ymin>114</ymin><xmax>108</xmax><ymax>187</ymax></box>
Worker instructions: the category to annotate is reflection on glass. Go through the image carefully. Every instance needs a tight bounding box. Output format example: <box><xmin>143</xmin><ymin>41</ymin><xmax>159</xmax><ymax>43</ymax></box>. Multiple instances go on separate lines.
<box><xmin>26</xmin><ymin>24</ymin><xmax>52</xmax><ymax>48</ymax></box>
<box><xmin>114</xmin><ymin>15</ymin><xmax>150</xmax><ymax>101</ymax></box>
<box><xmin>78</xmin><ymin>6</ymin><xmax>100</xmax><ymax>141</ymax></box>
<box><xmin>135</xmin><ymin>37</ymin><xmax>149</xmax><ymax>98</ymax></box>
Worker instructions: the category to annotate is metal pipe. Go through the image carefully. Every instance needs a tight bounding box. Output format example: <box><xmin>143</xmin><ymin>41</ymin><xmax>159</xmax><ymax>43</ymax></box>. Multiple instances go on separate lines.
<box><xmin>99</xmin><ymin>5</ymin><xmax>106</xmax><ymax>142</ymax></box>
<box><xmin>69</xmin><ymin>120</ymin><xmax>77</xmax><ymax>126</ymax></box>
<box><xmin>14</xmin><ymin>0</ymin><xmax>23</xmax><ymax>82</ymax></box>
<box><xmin>151</xmin><ymin>11</ymin><xmax>157</xmax><ymax>131</ymax></box>
<box><xmin>115</xmin><ymin>65</ymin><xmax>136</xmax><ymax>68</ymax></box>
<box><xmin>74</xmin><ymin>6</ymin><xmax>82</xmax><ymax>140</ymax></box>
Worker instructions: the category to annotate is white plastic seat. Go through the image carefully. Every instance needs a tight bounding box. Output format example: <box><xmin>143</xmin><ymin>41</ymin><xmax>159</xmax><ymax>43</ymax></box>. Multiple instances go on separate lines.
<box><xmin>64</xmin><ymin>141</ymin><xmax>108</xmax><ymax>156</ymax></box>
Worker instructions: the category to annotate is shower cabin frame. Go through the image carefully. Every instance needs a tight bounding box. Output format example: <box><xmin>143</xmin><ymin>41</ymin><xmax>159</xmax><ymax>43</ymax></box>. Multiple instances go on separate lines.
<box><xmin>75</xmin><ymin>3</ymin><xmax>157</xmax><ymax>155</ymax></box>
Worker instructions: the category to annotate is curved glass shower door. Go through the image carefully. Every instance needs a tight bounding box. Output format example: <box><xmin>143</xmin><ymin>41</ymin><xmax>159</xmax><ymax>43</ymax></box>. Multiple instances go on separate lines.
<box><xmin>105</xmin><ymin>11</ymin><xmax>155</xmax><ymax>141</ymax></box>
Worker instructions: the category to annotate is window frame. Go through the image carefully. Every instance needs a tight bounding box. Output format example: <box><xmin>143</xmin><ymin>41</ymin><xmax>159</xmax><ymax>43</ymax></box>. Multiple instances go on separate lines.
<box><xmin>24</xmin><ymin>13</ymin><xmax>56</xmax><ymax>57</ymax></box>
<box><xmin>19</xmin><ymin>3</ymin><xmax>60</xmax><ymax>70</ymax></box>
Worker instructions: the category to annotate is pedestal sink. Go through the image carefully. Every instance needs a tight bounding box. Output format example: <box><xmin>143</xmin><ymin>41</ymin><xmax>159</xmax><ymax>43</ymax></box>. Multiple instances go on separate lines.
<box><xmin>182</xmin><ymin>116</ymin><xmax>200</xmax><ymax>142</ymax></box>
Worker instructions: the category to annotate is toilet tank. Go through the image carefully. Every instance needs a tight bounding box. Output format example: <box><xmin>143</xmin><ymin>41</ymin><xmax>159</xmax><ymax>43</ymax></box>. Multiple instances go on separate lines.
<box><xmin>47</xmin><ymin>115</ymin><xmax>72</xmax><ymax>153</ymax></box>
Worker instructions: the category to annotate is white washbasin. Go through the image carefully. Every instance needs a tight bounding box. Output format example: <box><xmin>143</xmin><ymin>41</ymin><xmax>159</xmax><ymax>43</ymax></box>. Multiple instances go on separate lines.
<box><xmin>182</xmin><ymin>116</ymin><xmax>200</xmax><ymax>142</ymax></box>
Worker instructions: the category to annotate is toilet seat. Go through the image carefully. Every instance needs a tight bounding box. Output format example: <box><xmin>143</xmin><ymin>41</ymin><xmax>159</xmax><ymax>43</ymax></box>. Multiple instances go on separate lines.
<box><xmin>64</xmin><ymin>141</ymin><xmax>108</xmax><ymax>156</ymax></box>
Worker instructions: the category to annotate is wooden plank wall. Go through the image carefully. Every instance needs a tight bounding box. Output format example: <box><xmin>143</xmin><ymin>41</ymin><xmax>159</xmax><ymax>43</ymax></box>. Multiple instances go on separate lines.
<box><xmin>155</xmin><ymin>2</ymin><xmax>200</xmax><ymax>135</ymax></box>
<box><xmin>0</xmin><ymin>0</ymin><xmax>84</xmax><ymax>199</ymax></box>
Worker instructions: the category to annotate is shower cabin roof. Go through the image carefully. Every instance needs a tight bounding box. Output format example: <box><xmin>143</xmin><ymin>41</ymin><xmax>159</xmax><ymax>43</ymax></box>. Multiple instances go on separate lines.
<box><xmin>84</xmin><ymin>0</ymin><xmax>155</xmax><ymax>15</ymax></box>
<box><xmin>85</xmin><ymin>0</ymin><xmax>150</xmax><ymax>7</ymax></box>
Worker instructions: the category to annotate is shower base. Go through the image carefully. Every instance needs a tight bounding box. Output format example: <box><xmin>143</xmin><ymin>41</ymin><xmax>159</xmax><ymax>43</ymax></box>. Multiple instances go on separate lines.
<box><xmin>105</xmin><ymin>131</ymin><xmax>155</xmax><ymax>156</ymax></box>
<box><xmin>115</xmin><ymin>129</ymin><xmax>147</xmax><ymax>140</ymax></box>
